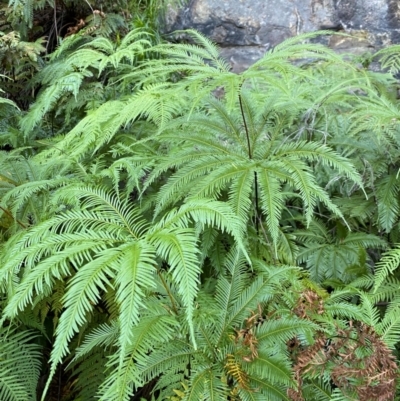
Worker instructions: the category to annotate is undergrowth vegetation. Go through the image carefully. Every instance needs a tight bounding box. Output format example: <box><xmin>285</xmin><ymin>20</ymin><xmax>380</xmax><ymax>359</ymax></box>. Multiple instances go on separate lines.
<box><xmin>1</xmin><ymin>1</ymin><xmax>400</xmax><ymax>400</ymax></box>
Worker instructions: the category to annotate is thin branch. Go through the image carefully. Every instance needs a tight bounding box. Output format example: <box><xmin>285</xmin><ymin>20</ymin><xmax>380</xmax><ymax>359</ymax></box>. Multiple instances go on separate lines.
<box><xmin>0</xmin><ymin>206</ymin><xmax>27</xmax><ymax>229</ymax></box>
<box><xmin>83</xmin><ymin>0</ymin><xmax>94</xmax><ymax>14</ymax></box>
<box><xmin>53</xmin><ymin>0</ymin><xmax>59</xmax><ymax>44</ymax></box>
<box><xmin>254</xmin><ymin>171</ymin><xmax>260</xmax><ymax>235</ymax></box>
<box><xmin>238</xmin><ymin>94</ymin><xmax>252</xmax><ymax>160</ymax></box>
<box><xmin>239</xmin><ymin>92</ymin><xmax>260</xmax><ymax>234</ymax></box>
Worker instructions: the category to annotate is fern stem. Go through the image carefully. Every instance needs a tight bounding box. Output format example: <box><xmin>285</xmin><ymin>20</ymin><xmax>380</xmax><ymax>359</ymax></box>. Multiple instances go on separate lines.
<box><xmin>157</xmin><ymin>269</ymin><xmax>178</xmax><ymax>315</ymax></box>
<box><xmin>53</xmin><ymin>0</ymin><xmax>59</xmax><ymax>43</ymax></box>
<box><xmin>258</xmin><ymin>215</ymin><xmax>277</xmax><ymax>264</ymax></box>
<box><xmin>254</xmin><ymin>171</ymin><xmax>260</xmax><ymax>235</ymax></box>
<box><xmin>238</xmin><ymin>94</ymin><xmax>252</xmax><ymax>160</ymax></box>
<box><xmin>239</xmin><ymin>93</ymin><xmax>260</xmax><ymax>234</ymax></box>
<box><xmin>0</xmin><ymin>206</ymin><xmax>27</xmax><ymax>229</ymax></box>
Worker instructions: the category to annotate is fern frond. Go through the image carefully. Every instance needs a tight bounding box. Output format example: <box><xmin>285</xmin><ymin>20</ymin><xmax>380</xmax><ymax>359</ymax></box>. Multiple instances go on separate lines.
<box><xmin>148</xmin><ymin>227</ymin><xmax>200</xmax><ymax>346</ymax></box>
<box><xmin>246</xmin><ymin>377</ymin><xmax>290</xmax><ymax>401</ymax></box>
<box><xmin>223</xmin><ymin>266</ymin><xmax>297</xmax><ymax>335</ymax></box>
<box><xmin>374</xmin><ymin>245</ymin><xmax>400</xmax><ymax>292</ymax></box>
<box><xmin>376</xmin><ymin>173</ymin><xmax>400</xmax><ymax>232</ymax></box>
<box><xmin>248</xmin><ymin>352</ymin><xmax>293</xmax><ymax>386</ymax></box>
<box><xmin>301</xmin><ymin>379</ymin><xmax>333</xmax><ymax>401</ymax></box>
<box><xmin>257</xmin><ymin>170</ymin><xmax>284</xmax><ymax>247</ymax></box>
<box><xmin>115</xmin><ymin>241</ymin><xmax>156</xmax><ymax>362</ymax></box>
<box><xmin>373</xmin><ymin>44</ymin><xmax>400</xmax><ymax>74</ymax></box>
<box><xmin>183</xmin><ymin>369</ymin><xmax>207</xmax><ymax>401</ymax></box>
<box><xmin>69</xmin><ymin>348</ymin><xmax>110</xmax><ymax>401</ymax></box>
<box><xmin>99</xmin><ymin>306</ymin><xmax>178</xmax><ymax>401</ymax></box>
<box><xmin>358</xmin><ymin>292</ymin><xmax>381</xmax><ymax>327</ymax></box>
<box><xmin>375</xmin><ymin>303</ymin><xmax>400</xmax><ymax>348</ymax></box>
<box><xmin>256</xmin><ymin>318</ymin><xmax>315</xmax><ymax>345</ymax></box>
<box><xmin>0</xmin><ymin>327</ymin><xmax>41</xmax><ymax>401</ymax></box>
<box><xmin>156</xmin><ymin>199</ymin><xmax>246</xmax><ymax>251</ymax></box>
<box><xmin>73</xmin><ymin>320</ymin><xmax>119</xmax><ymax>360</ymax></box>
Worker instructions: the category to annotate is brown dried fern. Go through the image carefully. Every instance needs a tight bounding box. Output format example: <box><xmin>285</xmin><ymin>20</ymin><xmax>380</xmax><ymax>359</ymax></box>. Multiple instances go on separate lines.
<box><xmin>288</xmin><ymin>290</ymin><xmax>398</xmax><ymax>401</ymax></box>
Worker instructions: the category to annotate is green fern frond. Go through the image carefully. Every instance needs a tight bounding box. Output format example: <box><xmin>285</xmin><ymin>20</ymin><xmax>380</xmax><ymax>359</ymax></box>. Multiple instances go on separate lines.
<box><xmin>256</xmin><ymin>318</ymin><xmax>315</xmax><ymax>345</ymax></box>
<box><xmin>301</xmin><ymin>379</ymin><xmax>333</xmax><ymax>401</ymax></box>
<box><xmin>99</xmin><ymin>305</ymin><xmax>178</xmax><ymax>401</ymax></box>
<box><xmin>69</xmin><ymin>348</ymin><xmax>110</xmax><ymax>401</ymax></box>
<box><xmin>244</xmin><ymin>378</ymin><xmax>290</xmax><ymax>401</ymax></box>
<box><xmin>0</xmin><ymin>327</ymin><xmax>41</xmax><ymax>401</ymax></box>
<box><xmin>0</xmin><ymin>185</ymin><xmax>205</xmax><ymax>399</ymax></box>
<box><xmin>73</xmin><ymin>320</ymin><xmax>119</xmax><ymax>361</ymax></box>
<box><xmin>358</xmin><ymin>292</ymin><xmax>381</xmax><ymax>327</ymax></box>
<box><xmin>247</xmin><ymin>352</ymin><xmax>293</xmax><ymax>386</ymax></box>
<box><xmin>375</xmin><ymin>303</ymin><xmax>400</xmax><ymax>348</ymax></box>
<box><xmin>374</xmin><ymin>245</ymin><xmax>400</xmax><ymax>292</ymax></box>
<box><xmin>148</xmin><ymin>228</ymin><xmax>200</xmax><ymax>346</ymax></box>
<box><xmin>376</xmin><ymin>173</ymin><xmax>400</xmax><ymax>232</ymax></box>
<box><xmin>115</xmin><ymin>241</ymin><xmax>157</xmax><ymax>362</ymax></box>
<box><xmin>156</xmin><ymin>198</ymin><xmax>246</xmax><ymax>247</ymax></box>
<box><xmin>222</xmin><ymin>266</ymin><xmax>297</xmax><ymax>335</ymax></box>
<box><xmin>373</xmin><ymin>44</ymin><xmax>400</xmax><ymax>74</ymax></box>
<box><xmin>21</xmin><ymin>72</ymin><xmax>87</xmax><ymax>134</ymax></box>
<box><xmin>296</xmin><ymin>219</ymin><xmax>386</xmax><ymax>282</ymax></box>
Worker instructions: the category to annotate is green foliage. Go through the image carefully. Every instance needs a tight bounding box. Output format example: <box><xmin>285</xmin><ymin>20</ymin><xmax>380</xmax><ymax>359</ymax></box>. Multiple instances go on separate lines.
<box><xmin>20</xmin><ymin>28</ymin><xmax>154</xmax><ymax>136</ymax></box>
<box><xmin>0</xmin><ymin>31</ymin><xmax>45</xmax><ymax>109</ymax></box>
<box><xmin>1</xmin><ymin>21</ymin><xmax>400</xmax><ymax>401</ymax></box>
<box><xmin>0</xmin><ymin>326</ymin><xmax>42</xmax><ymax>401</ymax></box>
<box><xmin>296</xmin><ymin>219</ymin><xmax>387</xmax><ymax>282</ymax></box>
<box><xmin>2</xmin><ymin>0</ymin><xmax>186</xmax><ymax>35</ymax></box>
<box><xmin>95</xmin><ymin>262</ymin><xmax>311</xmax><ymax>401</ymax></box>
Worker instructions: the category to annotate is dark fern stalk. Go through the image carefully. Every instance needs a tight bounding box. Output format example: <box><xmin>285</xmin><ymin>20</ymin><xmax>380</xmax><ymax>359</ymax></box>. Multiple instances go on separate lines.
<box><xmin>238</xmin><ymin>94</ymin><xmax>252</xmax><ymax>160</ymax></box>
<box><xmin>238</xmin><ymin>93</ymin><xmax>260</xmax><ymax>236</ymax></box>
<box><xmin>254</xmin><ymin>172</ymin><xmax>260</xmax><ymax>235</ymax></box>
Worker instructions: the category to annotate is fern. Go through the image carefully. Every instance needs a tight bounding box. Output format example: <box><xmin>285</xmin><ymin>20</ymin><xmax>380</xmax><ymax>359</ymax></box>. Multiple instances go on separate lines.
<box><xmin>21</xmin><ymin>29</ymin><xmax>154</xmax><ymax>136</ymax></box>
<box><xmin>0</xmin><ymin>185</ymin><xmax>252</xmax><ymax>399</ymax></box>
<box><xmin>374</xmin><ymin>245</ymin><xmax>400</xmax><ymax>292</ymax></box>
<box><xmin>0</xmin><ymin>326</ymin><xmax>42</xmax><ymax>401</ymax></box>
<box><xmin>2</xmin><ymin>27</ymin><xmax>400</xmax><ymax>400</ymax></box>
<box><xmin>296</xmin><ymin>219</ymin><xmax>387</xmax><ymax>282</ymax></box>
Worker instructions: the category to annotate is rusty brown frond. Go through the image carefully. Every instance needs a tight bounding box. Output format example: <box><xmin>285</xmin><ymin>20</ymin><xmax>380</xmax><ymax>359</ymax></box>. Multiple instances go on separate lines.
<box><xmin>293</xmin><ymin>289</ymin><xmax>324</xmax><ymax>319</ymax></box>
<box><xmin>234</xmin><ymin>327</ymin><xmax>259</xmax><ymax>362</ymax></box>
<box><xmin>288</xmin><ymin>290</ymin><xmax>397</xmax><ymax>401</ymax></box>
<box><xmin>288</xmin><ymin>320</ymin><xmax>398</xmax><ymax>401</ymax></box>
<box><xmin>65</xmin><ymin>19</ymin><xmax>86</xmax><ymax>37</ymax></box>
<box><xmin>232</xmin><ymin>304</ymin><xmax>265</xmax><ymax>362</ymax></box>
<box><xmin>287</xmin><ymin>387</ymin><xmax>305</xmax><ymax>401</ymax></box>
<box><xmin>288</xmin><ymin>333</ymin><xmax>327</xmax><ymax>401</ymax></box>
<box><xmin>330</xmin><ymin>323</ymin><xmax>397</xmax><ymax>401</ymax></box>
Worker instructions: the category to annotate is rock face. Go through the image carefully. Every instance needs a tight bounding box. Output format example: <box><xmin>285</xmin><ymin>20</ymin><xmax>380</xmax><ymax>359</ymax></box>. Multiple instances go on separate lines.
<box><xmin>165</xmin><ymin>0</ymin><xmax>400</xmax><ymax>72</ymax></box>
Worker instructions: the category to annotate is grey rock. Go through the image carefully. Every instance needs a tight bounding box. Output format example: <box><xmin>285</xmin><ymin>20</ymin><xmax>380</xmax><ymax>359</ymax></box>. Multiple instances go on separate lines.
<box><xmin>218</xmin><ymin>46</ymin><xmax>267</xmax><ymax>73</ymax></box>
<box><xmin>164</xmin><ymin>0</ymin><xmax>400</xmax><ymax>72</ymax></box>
